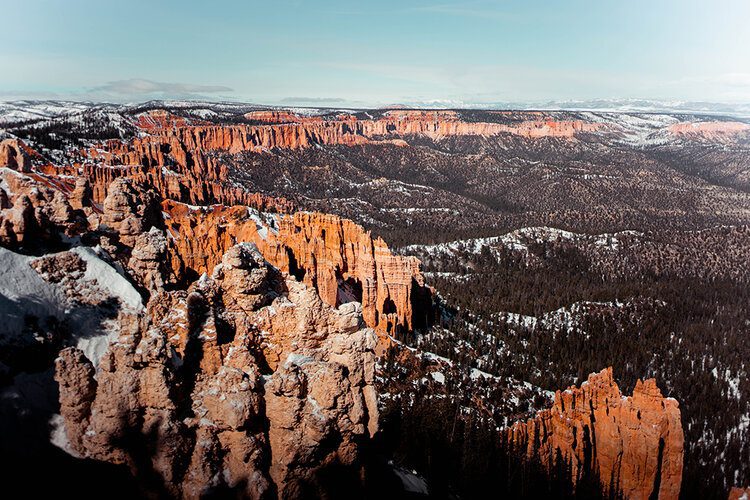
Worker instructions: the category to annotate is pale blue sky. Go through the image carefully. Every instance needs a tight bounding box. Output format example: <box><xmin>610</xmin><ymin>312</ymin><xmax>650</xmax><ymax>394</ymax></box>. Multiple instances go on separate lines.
<box><xmin>1</xmin><ymin>0</ymin><xmax>749</xmax><ymax>105</ymax></box>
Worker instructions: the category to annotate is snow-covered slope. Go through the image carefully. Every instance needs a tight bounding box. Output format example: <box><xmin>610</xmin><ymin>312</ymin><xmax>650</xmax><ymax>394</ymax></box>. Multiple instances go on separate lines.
<box><xmin>0</xmin><ymin>246</ymin><xmax>143</xmax><ymax>366</ymax></box>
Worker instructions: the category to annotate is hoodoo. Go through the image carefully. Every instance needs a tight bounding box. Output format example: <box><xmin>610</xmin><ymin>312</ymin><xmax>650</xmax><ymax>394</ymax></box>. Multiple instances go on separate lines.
<box><xmin>507</xmin><ymin>368</ymin><xmax>684</xmax><ymax>500</ymax></box>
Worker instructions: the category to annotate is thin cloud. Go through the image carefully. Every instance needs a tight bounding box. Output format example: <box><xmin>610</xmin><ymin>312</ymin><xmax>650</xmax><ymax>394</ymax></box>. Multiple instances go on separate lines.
<box><xmin>92</xmin><ymin>79</ymin><xmax>233</xmax><ymax>95</ymax></box>
<box><xmin>0</xmin><ymin>79</ymin><xmax>236</xmax><ymax>103</ymax></box>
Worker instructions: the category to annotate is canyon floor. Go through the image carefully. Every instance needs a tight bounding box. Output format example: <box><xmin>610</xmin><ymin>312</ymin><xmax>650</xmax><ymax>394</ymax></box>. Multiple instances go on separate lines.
<box><xmin>0</xmin><ymin>101</ymin><xmax>748</xmax><ymax>499</ymax></box>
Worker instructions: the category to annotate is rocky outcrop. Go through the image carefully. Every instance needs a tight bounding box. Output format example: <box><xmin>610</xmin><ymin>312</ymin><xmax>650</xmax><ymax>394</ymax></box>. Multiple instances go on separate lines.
<box><xmin>669</xmin><ymin>121</ymin><xmax>750</xmax><ymax>141</ymax></box>
<box><xmin>72</xmin><ymin>157</ymin><xmax>294</xmax><ymax>210</ymax></box>
<box><xmin>259</xmin><ymin>211</ymin><xmax>429</xmax><ymax>335</ymax></box>
<box><xmin>0</xmin><ymin>167</ymin><xmax>84</xmax><ymax>249</ymax></box>
<box><xmin>128</xmin><ymin>227</ymin><xmax>175</xmax><ymax>294</ymax></box>
<box><xmin>244</xmin><ymin>110</ymin><xmax>309</xmax><ymax>124</ymax></box>
<box><xmin>133</xmin><ymin>109</ymin><xmax>196</xmax><ymax>131</ymax></box>
<box><xmin>69</xmin><ymin>177</ymin><xmax>92</xmax><ymax>210</ymax></box>
<box><xmin>0</xmin><ymin>163</ymin><xmax>430</xmax><ymax>335</ymax></box>
<box><xmin>729</xmin><ymin>487</ymin><xmax>750</xmax><ymax>500</ymax></box>
<box><xmin>3</xmin><ymin>110</ymin><xmax>600</xmax><ymax>214</ymax></box>
<box><xmin>55</xmin><ymin>243</ymin><xmax>378</xmax><ymax>499</ymax></box>
<box><xmin>506</xmin><ymin>368</ymin><xmax>684</xmax><ymax>500</ymax></box>
<box><xmin>0</xmin><ymin>138</ymin><xmax>34</xmax><ymax>172</ymax></box>
<box><xmin>100</xmin><ymin>178</ymin><xmax>161</xmax><ymax>247</ymax></box>
<box><xmin>161</xmin><ymin>202</ymin><xmax>431</xmax><ymax>335</ymax></box>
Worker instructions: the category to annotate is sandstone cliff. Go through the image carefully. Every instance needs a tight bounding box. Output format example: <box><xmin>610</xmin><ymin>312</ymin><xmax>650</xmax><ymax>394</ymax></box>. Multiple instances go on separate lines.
<box><xmin>0</xmin><ymin>138</ymin><xmax>35</xmax><ymax>172</ymax></box>
<box><xmin>78</xmin><ymin>111</ymin><xmax>602</xmax><ymax>174</ymax></box>
<box><xmin>0</xmin><ymin>123</ymin><xmax>693</xmax><ymax>499</ymax></box>
<box><xmin>160</xmin><ymin>201</ymin><xmax>430</xmax><ymax>335</ymax></box>
<box><xmin>2</xmin><ymin>107</ymin><xmax>602</xmax><ymax>215</ymax></box>
<box><xmin>668</xmin><ymin>121</ymin><xmax>750</xmax><ymax>141</ymax></box>
<box><xmin>506</xmin><ymin>367</ymin><xmax>684</xmax><ymax>500</ymax></box>
<box><xmin>0</xmin><ymin>163</ymin><xmax>86</xmax><ymax>249</ymax></box>
<box><xmin>55</xmin><ymin>243</ymin><xmax>378</xmax><ymax>499</ymax></box>
<box><xmin>0</xmin><ymin>155</ymin><xmax>431</xmax><ymax>337</ymax></box>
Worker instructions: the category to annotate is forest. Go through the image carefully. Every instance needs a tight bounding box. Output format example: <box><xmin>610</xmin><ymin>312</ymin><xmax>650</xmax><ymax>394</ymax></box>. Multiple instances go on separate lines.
<box><xmin>389</xmin><ymin>227</ymin><xmax>750</xmax><ymax>499</ymax></box>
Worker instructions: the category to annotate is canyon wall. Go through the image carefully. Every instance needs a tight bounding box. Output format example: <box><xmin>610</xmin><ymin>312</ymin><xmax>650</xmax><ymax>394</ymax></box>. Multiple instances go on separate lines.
<box><xmin>78</xmin><ymin>110</ymin><xmax>602</xmax><ymax>173</ymax></box>
<box><xmin>0</xmin><ymin>151</ymin><xmax>430</xmax><ymax>336</ymax></box>
<box><xmin>2</xmin><ymin>107</ymin><xmax>603</xmax><ymax>212</ymax></box>
<box><xmin>668</xmin><ymin>121</ymin><xmax>750</xmax><ymax>141</ymax></box>
<box><xmin>2</xmin><ymin>137</ymin><xmax>293</xmax><ymax>210</ymax></box>
<box><xmin>1</xmin><ymin>118</ymin><xmax>694</xmax><ymax>499</ymax></box>
<box><xmin>161</xmin><ymin>201</ymin><xmax>429</xmax><ymax>335</ymax></box>
<box><xmin>506</xmin><ymin>367</ymin><xmax>684</xmax><ymax>500</ymax></box>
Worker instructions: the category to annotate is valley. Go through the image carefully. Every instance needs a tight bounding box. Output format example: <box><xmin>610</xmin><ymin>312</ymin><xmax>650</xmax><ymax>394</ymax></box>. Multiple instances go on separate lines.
<box><xmin>0</xmin><ymin>101</ymin><xmax>748</xmax><ymax>499</ymax></box>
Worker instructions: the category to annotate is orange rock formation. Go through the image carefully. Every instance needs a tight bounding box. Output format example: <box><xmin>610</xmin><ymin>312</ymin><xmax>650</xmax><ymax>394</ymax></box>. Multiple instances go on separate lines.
<box><xmin>668</xmin><ymin>121</ymin><xmax>750</xmax><ymax>140</ymax></box>
<box><xmin>160</xmin><ymin>201</ymin><xmax>430</xmax><ymax>335</ymax></box>
<box><xmin>506</xmin><ymin>368</ymin><xmax>684</xmax><ymax>500</ymax></box>
<box><xmin>55</xmin><ymin>243</ymin><xmax>379</xmax><ymax>499</ymax></box>
<box><xmin>729</xmin><ymin>487</ymin><xmax>750</xmax><ymax>500</ymax></box>
<box><xmin>0</xmin><ymin>153</ymin><xmax>430</xmax><ymax>336</ymax></box>
<box><xmin>76</xmin><ymin>110</ymin><xmax>602</xmax><ymax>176</ymax></box>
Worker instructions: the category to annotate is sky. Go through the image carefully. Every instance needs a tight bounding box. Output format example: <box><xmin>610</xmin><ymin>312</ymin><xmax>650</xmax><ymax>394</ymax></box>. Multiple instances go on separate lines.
<box><xmin>1</xmin><ymin>0</ymin><xmax>749</xmax><ymax>106</ymax></box>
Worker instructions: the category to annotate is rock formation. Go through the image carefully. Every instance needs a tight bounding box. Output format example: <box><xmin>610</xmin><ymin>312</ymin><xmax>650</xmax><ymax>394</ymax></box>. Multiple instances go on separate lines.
<box><xmin>68</xmin><ymin>158</ymin><xmax>294</xmax><ymax>210</ymax></box>
<box><xmin>0</xmin><ymin>151</ymin><xmax>431</xmax><ymax>337</ymax></box>
<box><xmin>0</xmin><ymin>138</ymin><xmax>34</xmax><ymax>172</ymax></box>
<box><xmin>244</xmin><ymin>110</ymin><xmax>309</xmax><ymax>124</ymax></box>
<box><xmin>0</xmin><ymin>166</ymin><xmax>85</xmax><ymax>249</ymax></box>
<box><xmin>160</xmin><ymin>202</ymin><xmax>431</xmax><ymax>335</ymax></box>
<box><xmin>55</xmin><ymin>243</ymin><xmax>379</xmax><ymax>499</ymax></box>
<box><xmin>729</xmin><ymin>487</ymin><xmax>750</xmax><ymax>500</ymax></box>
<box><xmin>2</xmin><ymin>109</ymin><xmax>602</xmax><ymax>214</ymax></box>
<box><xmin>78</xmin><ymin>111</ymin><xmax>602</xmax><ymax>174</ymax></box>
<box><xmin>506</xmin><ymin>368</ymin><xmax>684</xmax><ymax>500</ymax></box>
<box><xmin>668</xmin><ymin>121</ymin><xmax>750</xmax><ymax>141</ymax></box>
<box><xmin>100</xmin><ymin>177</ymin><xmax>162</xmax><ymax>248</ymax></box>
<box><xmin>1</xmin><ymin>110</ymin><xmax>695</xmax><ymax>499</ymax></box>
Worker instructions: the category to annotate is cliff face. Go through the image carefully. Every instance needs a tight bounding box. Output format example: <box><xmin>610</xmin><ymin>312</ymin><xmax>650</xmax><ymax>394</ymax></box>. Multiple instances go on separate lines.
<box><xmin>0</xmin><ymin>117</ymin><xmax>694</xmax><ymax>498</ymax></box>
<box><xmin>160</xmin><ymin>202</ymin><xmax>429</xmax><ymax>335</ymax></box>
<box><xmin>506</xmin><ymin>368</ymin><xmax>684</xmax><ymax>500</ymax></box>
<box><xmin>668</xmin><ymin>121</ymin><xmax>750</xmax><ymax>141</ymax></box>
<box><xmin>2</xmin><ymin>108</ymin><xmax>601</xmax><ymax>215</ymax></box>
<box><xmin>0</xmin><ymin>152</ymin><xmax>430</xmax><ymax>337</ymax></box>
<box><xmin>0</xmin><ymin>164</ymin><xmax>87</xmax><ymax>249</ymax></box>
<box><xmin>1</xmin><ymin>155</ymin><xmax>390</xmax><ymax>497</ymax></box>
<box><xmin>77</xmin><ymin>161</ymin><xmax>293</xmax><ymax>210</ymax></box>
<box><xmin>39</xmin><ymin>110</ymin><xmax>600</xmax><ymax>213</ymax></box>
<box><xmin>0</xmin><ymin>139</ymin><xmax>35</xmax><ymax>172</ymax></box>
<box><xmin>55</xmin><ymin>243</ymin><xmax>378</xmax><ymax>499</ymax></box>
<box><xmin>78</xmin><ymin>111</ymin><xmax>602</xmax><ymax>173</ymax></box>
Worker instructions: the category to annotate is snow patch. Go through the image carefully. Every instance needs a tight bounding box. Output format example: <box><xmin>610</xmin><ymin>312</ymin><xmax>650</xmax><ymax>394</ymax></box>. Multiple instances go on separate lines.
<box><xmin>72</xmin><ymin>246</ymin><xmax>143</xmax><ymax>311</ymax></box>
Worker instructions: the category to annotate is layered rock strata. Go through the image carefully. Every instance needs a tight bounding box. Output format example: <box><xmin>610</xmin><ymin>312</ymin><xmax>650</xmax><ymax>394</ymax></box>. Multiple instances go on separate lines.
<box><xmin>161</xmin><ymin>202</ymin><xmax>430</xmax><ymax>335</ymax></box>
<box><xmin>0</xmin><ymin>152</ymin><xmax>430</xmax><ymax>335</ymax></box>
<box><xmin>668</xmin><ymin>121</ymin><xmax>750</xmax><ymax>141</ymax></box>
<box><xmin>79</xmin><ymin>111</ymin><xmax>601</xmax><ymax>174</ymax></box>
